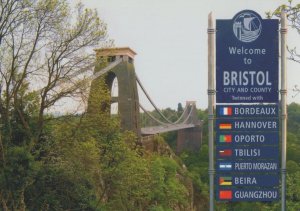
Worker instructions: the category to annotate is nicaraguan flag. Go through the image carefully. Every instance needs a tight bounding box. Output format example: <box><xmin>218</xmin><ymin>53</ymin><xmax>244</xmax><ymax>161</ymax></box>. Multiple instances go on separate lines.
<box><xmin>219</xmin><ymin>162</ymin><xmax>232</xmax><ymax>170</ymax></box>
<box><xmin>219</xmin><ymin>190</ymin><xmax>232</xmax><ymax>200</ymax></box>
<box><xmin>220</xmin><ymin>107</ymin><xmax>232</xmax><ymax>116</ymax></box>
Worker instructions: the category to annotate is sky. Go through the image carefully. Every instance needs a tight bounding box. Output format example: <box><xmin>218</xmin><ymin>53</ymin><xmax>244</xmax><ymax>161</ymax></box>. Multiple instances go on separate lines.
<box><xmin>78</xmin><ymin>0</ymin><xmax>300</xmax><ymax>110</ymax></box>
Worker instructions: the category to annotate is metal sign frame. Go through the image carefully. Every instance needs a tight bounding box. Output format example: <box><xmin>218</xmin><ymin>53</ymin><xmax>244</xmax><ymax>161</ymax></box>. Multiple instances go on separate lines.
<box><xmin>208</xmin><ymin>10</ymin><xmax>287</xmax><ymax>210</ymax></box>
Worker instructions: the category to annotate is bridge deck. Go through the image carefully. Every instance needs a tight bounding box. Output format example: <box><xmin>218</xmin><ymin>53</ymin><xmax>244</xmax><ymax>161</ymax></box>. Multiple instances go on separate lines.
<box><xmin>141</xmin><ymin>123</ymin><xmax>195</xmax><ymax>135</ymax></box>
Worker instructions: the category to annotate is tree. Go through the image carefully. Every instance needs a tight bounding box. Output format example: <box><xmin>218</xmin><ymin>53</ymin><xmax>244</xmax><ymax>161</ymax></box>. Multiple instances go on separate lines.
<box><xmin>0</xmin><ymin>0</ymin><xmax>107</xmax><ymax>144</ymax></box>
<box><xmin>268</xmin><ymin>1</ymin><xmax>300</xmax><ymax>97</ymax></box>
<box><xmin>0</xmin><ymin>0</ymin><xmax>26</xmax><ymax>44</ymax></box>
<box><xmin>177</xmin><ymin>102</ymin><xmax>183</xmax><ymax>113</ymax></box>
<box><xmin>268</xmin><ymin>0</ymin><xmax>300</xmax><ymax>63</ymax></box>
<box><xmin>0</xmin><ymin>0</ymin><xmax>108</xmax><ymax>209</ymax></box>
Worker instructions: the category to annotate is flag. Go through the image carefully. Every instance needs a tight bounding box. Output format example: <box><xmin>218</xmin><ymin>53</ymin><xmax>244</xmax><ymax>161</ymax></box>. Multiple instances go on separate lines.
<box><xmin>219</xmin><ymin>162</ymin><xmax>232</xmax><ymax>170</ymax></box>
<box><xmin>219</xmin><ymin>149</ymin><xmax>232</xmax><ymax>157</ymax></box>
<box><xmin>219</xmin><ymin>190</ymin><xmax>232</xmax><ymax>200</ymax></box>
<box><xmin>219</xmin><ymin>176</ymin><xmax>232</xmax><ymax>186</ymax></box>
<box><xmin>220</xmin><ymin>107</ymin><xmax>232</xmax><ymax>116</ymax></box>
<box><xmin>219</xmin><ymin>135</ymin><xmax>232</xmax><ymax>143</ymax></box>
<box><xmin>219</xmin><ymin>123</ymin><xmax>232</xmax><ymax>130</ymax></box>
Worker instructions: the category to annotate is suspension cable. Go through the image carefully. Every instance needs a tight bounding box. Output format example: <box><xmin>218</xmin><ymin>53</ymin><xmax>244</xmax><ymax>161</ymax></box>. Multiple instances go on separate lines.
<box><xmin>173</xmin><ymin>105</ymin><xmax>189</xmax><ymax>124</ymax></box>
<box><xmin>182</xmin><ymin>105</ymin><xmax>194</xmax><ymax>124</ymax></box>
<box><xmin>90</xmin><ymin>58</ymin><xmax>123</xmax><ymax>80</ymax></box>
<box><xmin>139</xmin><ymin>104</ymin><xmax>170</xmax><ymax>126</ymax></box>
<box><xmin>140</xmin><ymin>103</ymin><xmax>195</xmax><ymax>128</ymax></box>
<box><xmin>136</xmin><ymin>73</ymin><xmax>190</xmax><ymax>124</ymax></box>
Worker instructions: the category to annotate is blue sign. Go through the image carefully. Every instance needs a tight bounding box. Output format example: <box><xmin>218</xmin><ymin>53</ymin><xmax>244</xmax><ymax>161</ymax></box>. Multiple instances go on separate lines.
<box><xmin>216</xmin><ymin>146</ymin><xmax>278</xmax><ymax>160</ymax></box>
<box><xmin>215</xmin><ymin>10</ymin><xmax>280</xmax><ymax>203</ymax></box>
<box><xmin>216</xmin><ymin>132</ymin><xmax>279</xmax><ymax>145</ymax></box>
<box><xmin>216</xmin><ymin>174</ymin><xmax>279</xmax><ymax>187</ymax></box>
<box><xmin>216</xmin><ymin>10</ymin><xmax>279</xmax><ymax>103</ymax></box>
<box><xmin>216</xmin><ymin>104</ymin><xmax>278</xmax><ymax>118</ymax></box>
<box><xmin>216</xmin><ymin>161</ymin><xmax>279</xmax><ymax>172</ymax></box>
<box><xmin>217</xmin><ymin>188</ymin><xmax>279</xmax><ymax>201</ymax></box>
<box><xmin>216</xmin><ymin>118</ymin><xmax>279</xmax><ymax>132</ymax></box>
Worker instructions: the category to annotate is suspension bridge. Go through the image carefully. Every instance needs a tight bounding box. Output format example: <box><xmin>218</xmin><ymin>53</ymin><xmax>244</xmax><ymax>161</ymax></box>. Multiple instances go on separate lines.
<box><xmin>88</xmin><ymin>47</ymin><xmax>202</xmax><ymax>153</ymax></box>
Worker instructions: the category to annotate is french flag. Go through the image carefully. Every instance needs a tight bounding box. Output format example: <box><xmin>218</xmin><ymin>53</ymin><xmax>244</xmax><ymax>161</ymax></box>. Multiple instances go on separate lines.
<box><xmin>220</xmin><ymin>107</ymin><xmax>232</xmax><ymax>116</ymax></box>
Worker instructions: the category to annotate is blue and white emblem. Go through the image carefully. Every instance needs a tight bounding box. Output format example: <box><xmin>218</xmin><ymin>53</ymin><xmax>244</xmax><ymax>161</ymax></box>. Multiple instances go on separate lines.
<box><xmin>233</xmin><ymin>12</ymin><xmax>262</xmax><ymax>43</ymax></box>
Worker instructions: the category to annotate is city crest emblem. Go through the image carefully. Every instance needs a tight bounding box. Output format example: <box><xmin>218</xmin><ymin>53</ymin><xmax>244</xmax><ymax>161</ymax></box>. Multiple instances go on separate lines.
<box><xmin>233</xmin><ymin>11</ymin><xmax>262</xmax><ymax>43</ymax></box>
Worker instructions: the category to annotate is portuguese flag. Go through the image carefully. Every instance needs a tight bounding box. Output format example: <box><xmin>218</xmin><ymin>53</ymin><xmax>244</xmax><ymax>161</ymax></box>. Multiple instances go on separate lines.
<box><xmin>219</xmin><ymin>176</ymin><xmax>232</xmax><ymax>186</ymax></box>
<box><xmin>219</xmin><ymin>190</ymin><xmax>232</xmax><ymax>200</ymax></box>
<box><xmin>219</xmin><ymin>135</ymin><xmax>232</xmax><ymax>143</ymax></box>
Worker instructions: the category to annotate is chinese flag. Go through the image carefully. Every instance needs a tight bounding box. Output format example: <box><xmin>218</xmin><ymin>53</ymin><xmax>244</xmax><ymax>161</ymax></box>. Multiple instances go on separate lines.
<box><xmin>219</xmin><ymin>190</ymin><xmax>232</xmax><ymax>200</ymax></box>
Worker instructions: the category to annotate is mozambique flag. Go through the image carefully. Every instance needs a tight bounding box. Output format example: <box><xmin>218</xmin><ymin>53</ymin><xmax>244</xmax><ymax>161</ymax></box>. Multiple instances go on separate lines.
<box><xmin>219</xmin><ymin>190</ymin><xmax>232</xmax><ymax>200</ymax></box>
<box><xmin>219</xmin><ymin>149</ymin><xmax>232</xmax><ymax>157</ymax></box>
<box><xmin>219</xmin><ymin>135</ymin><xmax>232</xmax><ymax>143</ymax></box>
<box><xmin>219</xmin><ymin>176</ymin><xmax>232</xmax><ymax>186</ymax></box>
<box><xmin>219</xmin><ymin>123</ymin><xmax>232</xmax><ymax>130</ymax></box>
<box><xmin>219</xmin><ymin>107</ymin><xmax>232</xmax><ymax>116</ymax></box>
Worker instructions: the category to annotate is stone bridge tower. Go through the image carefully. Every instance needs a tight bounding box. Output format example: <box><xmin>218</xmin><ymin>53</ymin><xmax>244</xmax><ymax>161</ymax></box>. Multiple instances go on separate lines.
<box><xmin>176</xmin><ymin>101</ymin><xmax>203</xmax><ymax>153</ymax></box>
<box><xmin>88</xmin><ymin>47</ymin><xmax>141</xmax><ymax>137</ymax></box>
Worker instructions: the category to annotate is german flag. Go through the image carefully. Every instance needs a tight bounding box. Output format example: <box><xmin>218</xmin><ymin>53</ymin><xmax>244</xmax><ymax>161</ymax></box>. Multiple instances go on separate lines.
<box><xmin>219</xmin><ymin>149</ymin><xmax>232</xmax><ymax>157</ymax></box>
<box><xmin>219</xmin><ymin>135</ymin><xmax>232</xmax><ymax>143</ymax></box>
<box><xmin>219</xmin><ymin>177</ymin><xmax>232</xmax><ymax>186</ymax></box>
<box><xmin>219</xmin><ymin>123</ymin><xmax>232</xmax><ymax>130</ymax></box>
<box><xmin>219</xmin><ymin>190</ymin><xmax>232</xmax><ymax>200</ymax></box>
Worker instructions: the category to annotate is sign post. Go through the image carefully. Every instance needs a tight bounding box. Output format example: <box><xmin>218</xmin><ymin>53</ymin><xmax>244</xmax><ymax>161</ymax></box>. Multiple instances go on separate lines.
<box><xmin>207</xmin><ymin>12</ymin><xmax>216</xmax><ymax>211</ymax></box>
<box><xmin>280</xmin><ymin>11</ymin><xmax>287</xmax><ymax>211</ymax></box>
<box><xmin>212</xmin><ymin>9</ymin><xmax>280</xmax><ymax>206</ymax></box>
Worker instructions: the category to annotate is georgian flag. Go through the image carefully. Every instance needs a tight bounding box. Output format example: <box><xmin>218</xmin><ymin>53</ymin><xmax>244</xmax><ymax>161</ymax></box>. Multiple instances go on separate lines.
<box><xmin>219</xmin><ymin>149</ymin><xmax>232</xmax><ymax>157</ymax></box>
<box><xmin>220</xmin><ymin>107</ymin><xmax>232</xmax><ymax>116</ymax></box>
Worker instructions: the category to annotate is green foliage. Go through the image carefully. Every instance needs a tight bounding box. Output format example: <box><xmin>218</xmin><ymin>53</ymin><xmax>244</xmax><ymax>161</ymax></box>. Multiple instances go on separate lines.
<box><xmin>97</xmin><ymin>133</ymin><xmax>151</xmax><ymax>210</ymax></box>
<box><xmin>198</xmin><ymin>108</ymin><xmax>208</xmax><ymax>143</ymax></box>
<box><xmin>288</xmin><ymin>103</ymin><xmax>300</xmax><ymax>136</ymax></box>
<box><xmin>98</xmin><ymin>133</ymin><xmax>190</xmax><ymax>210</ymax></box>
<box><xmin>180</xmin><ymin>145</ymin><xmax>209</xmax><ymax>190</ymax></box>
<box><xmin>25</xmin><ymin>165</ymin><xmax>97</xmax><ymax>210</ymax></box>
<box><xmin>0</xmin><ymin>0</ymin><xmax>109</xmax><ymax>208</ymax></box>
<box><xmin>162</xmin><ymin>131</ymin><xmax>177</xmax><ymax>149</ymax></box>
<box><xmin>0</xmin><ymin>146</ymin><xmax>39</xmax><ymax>209</ymax></box>
<box><xmin>148</xmin><ymin>155</ymin><xmax>189</xmax><ymax>210</ymax></box>
<box><xmin>287</xmin><ymin>171</ymin><xmax>300</xmax><ymax>202</ymax></box>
